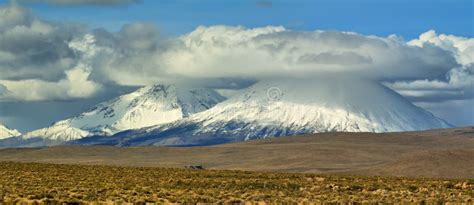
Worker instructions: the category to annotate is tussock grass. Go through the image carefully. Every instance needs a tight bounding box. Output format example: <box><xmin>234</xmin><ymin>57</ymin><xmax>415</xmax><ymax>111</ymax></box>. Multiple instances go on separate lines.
<box><xmin>0</xmin><ymin>162</ymin><xmax>472</xmax><ymax>204</ymax></box>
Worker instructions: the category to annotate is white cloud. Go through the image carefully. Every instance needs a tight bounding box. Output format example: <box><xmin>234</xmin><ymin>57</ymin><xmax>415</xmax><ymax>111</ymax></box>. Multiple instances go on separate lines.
<box><xmin>73</xmin><ymin>25</ymin><xmax>456</xmax><ymax>87</ymax></box>
<box><xmin>157</xmin><ymin>26</ymin><xmax>456</xmax><ymax>80</ymax></box>
<box><xmin>386</xmin><ymin>30</ymin><xmax>474</xmax><ymax>103</ymax></box>
<box><xmin>0</xmin><ymin>4</ymin><xmax>31</xmax><ymax>28</ymax></box>
<box><xmin>377</xmin><ymin>30</ymin><xmax>474</xmax><ymax>126</ymax></box>
<box><xmin>387</xmin><ymin>66</ymin><xmax>473</xmax><ymax>101</ymax></box>
<box><xmin>409</xmin><ymin>30</ymin><xmax>474</xmax><ymax>65</ymax></box>
<box><xmin>0</xmin><ymin>14</ymin><xmax>467</xmax><ymax>102</ymax></box>
<box><xmin>0</xmin><ymin>8</ymin><xmax>102</xmax><ymax>101</ymax></box>
<box><xmin>0</xmin><ymin>4</ymin><xmax>81</xmax><ymax>81</ymax></box>
<box><xmin>0</xmin><ymin>67</ymin><xmax>102</xmax><ymax>101</ymax></box>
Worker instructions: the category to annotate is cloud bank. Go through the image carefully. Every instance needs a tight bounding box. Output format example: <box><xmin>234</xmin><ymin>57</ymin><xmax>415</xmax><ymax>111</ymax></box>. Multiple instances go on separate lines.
<box><xmin>387</xmin><ymin>30</ymin><xmax>474</xmax><ymax>103</ymax></box>
<box><xmin>0</xmin><ymin>3</ymin><xmax>472</xmax><ymax>117</ymax></box>
<box><xmin>161</xmin><ymin>26</ymin><xmax>456</xmax><ymax>80</ymax></box>
<box><xmin>61</xmin><ymin>25</ymin><xmax>460</xmax><ymax>87</ymax></box>
<box><xmin>0</xmin><ymin>4</ymin><xmax>102</xmax><ymax>101</ymax></box>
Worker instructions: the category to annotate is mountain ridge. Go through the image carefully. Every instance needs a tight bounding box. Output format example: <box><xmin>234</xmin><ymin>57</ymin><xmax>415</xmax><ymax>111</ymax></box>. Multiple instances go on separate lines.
<box><xmin>0</xmin><ymin>123</ymin><xmax>21</xmax><ymax>140</ymax></box>
<box><xmin>21</xmin><ymin>84</ymin><xmax>225</xmax><ymax>141</ymax></box>
<box><xmin>1</xmin><ymin>78</ymin><xmax>453</xmax><ymax>147</ymax></box>
<box><xmin>71</xmin><ymin>78</ymin><xmax>451</xmax><ymax>147</ymax></box>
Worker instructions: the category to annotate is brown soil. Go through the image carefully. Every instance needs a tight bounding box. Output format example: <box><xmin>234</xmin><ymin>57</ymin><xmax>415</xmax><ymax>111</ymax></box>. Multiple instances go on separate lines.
<box><xmin>1</xmin><ymin>127</ymin><xmax>473</xmax><ymax>178</ymax></box>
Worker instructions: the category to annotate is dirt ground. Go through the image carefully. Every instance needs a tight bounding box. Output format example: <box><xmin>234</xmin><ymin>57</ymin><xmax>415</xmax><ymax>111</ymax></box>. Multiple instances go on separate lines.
<box><xmin>1</xmin><ymin>127</ymin><xmax>473</xmax><ymax>179</ymax></box>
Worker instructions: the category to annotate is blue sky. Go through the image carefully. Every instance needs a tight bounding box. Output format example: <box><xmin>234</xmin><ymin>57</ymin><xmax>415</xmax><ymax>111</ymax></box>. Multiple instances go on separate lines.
<box><xmin>4</xmin><ymin>0</ymin><xmax>473</xmax><ymax>39</ymax></box>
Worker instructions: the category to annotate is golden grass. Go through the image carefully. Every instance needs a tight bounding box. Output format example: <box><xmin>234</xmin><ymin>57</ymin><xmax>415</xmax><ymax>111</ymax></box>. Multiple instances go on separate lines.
<box><xmin>0</xmin><ymin>162</ymin><xmax>472</xmax><ymax>204</ymax></box>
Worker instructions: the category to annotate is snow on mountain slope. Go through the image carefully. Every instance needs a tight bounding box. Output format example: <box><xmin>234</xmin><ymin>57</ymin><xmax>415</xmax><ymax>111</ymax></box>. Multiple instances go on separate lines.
<box><xmin>0</xmin><ymin>123</ymin><xmax>21</xmax><ymax>140</ymax></box>
<box><xmin>22</xmin><ymin>85</ymin><xmax>225</xmax><ymax>141</ymax></box>
<box><xmin>97</xmin><ymin>78</ymin><xmax>452</xmax><ymax>146</ymax></box>
<box><xmin>187</xmin><ymin>78</ymin><xmax>452</xmax><ymax>133</ymax></box>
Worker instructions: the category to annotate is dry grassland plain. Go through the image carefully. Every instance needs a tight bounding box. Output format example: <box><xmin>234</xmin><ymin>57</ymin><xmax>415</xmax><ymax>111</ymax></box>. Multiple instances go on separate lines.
<box><xmin>0</xmin><ymin>162</ymin><xmax>472</xmax><ymax>204</ymax></box>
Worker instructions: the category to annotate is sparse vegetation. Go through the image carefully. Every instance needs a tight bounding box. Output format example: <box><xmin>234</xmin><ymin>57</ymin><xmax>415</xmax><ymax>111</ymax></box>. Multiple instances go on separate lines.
<box><xmin>0</xmin><ymin>162</ymin><xmax>472</xmax><ymax>203</ymax></box>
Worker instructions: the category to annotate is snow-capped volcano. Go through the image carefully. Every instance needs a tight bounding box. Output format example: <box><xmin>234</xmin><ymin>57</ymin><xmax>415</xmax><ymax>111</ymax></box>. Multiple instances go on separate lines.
<box><xmin>22</xmin><ymin>84</ymin><xmax>225</xmax><ymax>141</ymax></box>
<box><xmin>93</xmin><ymin>78</ymin><xmax>451</xmax><ymax>146</ymax></box>
<box><xmin>0</xmin><ymin>123</ymin><xmax>21</xmax><ymax>140</ymax></box>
